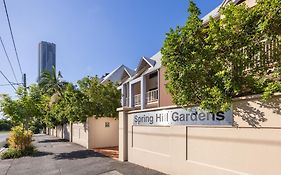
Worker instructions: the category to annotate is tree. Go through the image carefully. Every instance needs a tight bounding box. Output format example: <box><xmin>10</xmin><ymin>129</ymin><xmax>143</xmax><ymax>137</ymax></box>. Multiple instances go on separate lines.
<box><xmin>39</xmin><ymin>67</ymin><xmax>67</xmax><ymax>129</ymax></box>
<box><xmin>53</xmin><ymin>83</ymin><xmax>92</xmax><ymax>123</ymax></box>
<box><xmin>1</xmin><ymin>72</ymin><xmax>121</xmax><ymax>131</ymax></box>
<box><xmin>78</xmin><ymin>76</ymin><xmax>121</xmax><ymax>118</ymax></box>
<box><xmin>39</xmin><ymin>66</ymin><xmax>65</xmax><ymax>97</ymax></box>
<box><xmin>0</xmin><ymin>119</ymin><xmax>13</xmax><ymax>131</ymax></box>
<box><xmin>0</xmin><ymin>85</ymin><xmax>46</xmax><ymax>133</ymax></box>
<box><xmin>161</xmin><ymin>0</ymin><xmax>281</xmax><ymax>112</ymax></box>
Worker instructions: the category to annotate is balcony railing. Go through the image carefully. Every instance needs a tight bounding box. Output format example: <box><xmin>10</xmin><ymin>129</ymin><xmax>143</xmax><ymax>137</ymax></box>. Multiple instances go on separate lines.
<box><xmin>243</xmin><ymin>38</ymin><xmax>280</xmax><ymax>70</ymax></box>
<box><xmin>146</xmin><ymin>89</ymin><xmax>158</xmax><ymax>103</ymax></box>
<box><xmin>124</xmin><ymin>97</ymin><xmax>129</xmax><ymax>107</ymax></box>
<box><xmin>131</xmin><ymin>89</ymin><xmax>158</xmax><ymax>107</ymax></box>
<box><xmin>134</xmin><ymin>94</ymin><xmax>141</xmax><ymax>106</ymax></box>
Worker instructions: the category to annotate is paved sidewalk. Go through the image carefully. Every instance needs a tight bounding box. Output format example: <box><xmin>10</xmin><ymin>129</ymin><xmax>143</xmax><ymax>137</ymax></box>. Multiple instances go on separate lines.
<box><xmin>0</xmin><ymin>134</ymin><xmax>165</xmax><ymax>175</ymax></box>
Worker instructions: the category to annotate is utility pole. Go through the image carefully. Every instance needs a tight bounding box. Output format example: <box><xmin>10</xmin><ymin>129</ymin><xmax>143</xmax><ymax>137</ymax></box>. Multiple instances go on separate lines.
<box><xmin>23</xmin><ymin>73</ymin><xmax>28</xmax><ymax>130</ymax></box>
<box><xmin>23</xmin><ymin>73</ymin><xmax>26</xmax><ymax>90</ymax></box>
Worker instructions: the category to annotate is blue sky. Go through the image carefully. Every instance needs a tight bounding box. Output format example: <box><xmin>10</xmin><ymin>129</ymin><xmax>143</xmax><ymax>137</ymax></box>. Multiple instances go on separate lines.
<box><xmin>0</xmin><ymin>0</ymin><xmax>222</xmax><ymax>98</ymax></box>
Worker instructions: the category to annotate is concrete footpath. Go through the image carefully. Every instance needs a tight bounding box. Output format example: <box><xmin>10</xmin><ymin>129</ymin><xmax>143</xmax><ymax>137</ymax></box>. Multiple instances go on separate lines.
<box><xmin>0</xmin><ymin>134</ymin><xmax>165</xmax><ymax>175</ymax></box>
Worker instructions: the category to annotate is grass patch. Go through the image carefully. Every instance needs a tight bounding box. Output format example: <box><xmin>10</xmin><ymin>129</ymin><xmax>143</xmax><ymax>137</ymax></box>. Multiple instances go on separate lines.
<box><xmin>1</xmin><ymin>145</ymin><xmax>36</xmax><ymax>159</ymax></box>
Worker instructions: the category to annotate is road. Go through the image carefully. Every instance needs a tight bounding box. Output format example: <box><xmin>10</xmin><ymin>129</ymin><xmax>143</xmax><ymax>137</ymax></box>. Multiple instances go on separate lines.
<box><xmin>0</xmin><ymin>132</ymin><xmax>8</xmax><ymax>147</ymax></box>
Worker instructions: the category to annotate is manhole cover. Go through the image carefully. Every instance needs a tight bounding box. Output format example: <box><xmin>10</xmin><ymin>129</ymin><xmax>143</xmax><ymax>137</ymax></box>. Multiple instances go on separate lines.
<box><xmin>98</xmin><ymin>170</ymin><xmax>124</xmax><ymax>175</ymax></box>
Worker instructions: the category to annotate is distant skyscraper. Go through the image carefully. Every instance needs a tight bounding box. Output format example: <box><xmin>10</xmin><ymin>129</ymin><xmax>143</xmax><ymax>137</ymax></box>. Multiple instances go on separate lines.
<box><xmin>38</xmin><ymin>41</ymin><xmax>56</xmax><ymax>82</ymax></box>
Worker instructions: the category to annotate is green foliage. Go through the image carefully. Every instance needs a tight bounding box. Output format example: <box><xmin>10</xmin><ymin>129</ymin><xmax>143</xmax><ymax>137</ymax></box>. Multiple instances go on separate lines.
<box><xmin>1</xmin><ymin>145</ymin><xmax>36</xmax><ymax>159</ymax></box>
<box><xmin>43</xmin><ymin>76</ymin><xmax>121</xmax><ymax>126</ymax></box>
<box><xmin>1</xmin><ymin>69</ymin><xmax>121</xmax><ymax>129</ymax></box>
<box><xmin>0</xmin><ymin>94</ymin><xmax>24</xmax><ymax>125</ymax></box>
<box><xmin>0</xmin><ymin>119</ymin><xmax>13</xmax><ymax>131</ymax></box>
<box><xmin>1</xmin><ymin>148</ymin><xmax>22</xmax><ymax>159</ymax></box>
<box><xmin>161</xmin><ymin>0</ymin><xmax>281</xmax><ymax>112</ymax></box>
<box><xmin>78</xmin><ymin>76</ymin><xmax>121</xmax><ymax>118</ymax></box>
<box><xmin>49</xmin><ymin>83</ymin><xmax>92</xmax><ymax>123</ymax></box>
<box><xmin>39</xmin><ymin>66</ymin><xmax>65</xmax><ymax>96</ymax></box>
<box><xmin>0</xmin><ymin>85</ymin><xmax>46</xmax><ymax>131</ymax></box>
<box><xmin>262</xmin><ymin>81</ymin><xmax>281</xmax><ymax>100</ymax></box>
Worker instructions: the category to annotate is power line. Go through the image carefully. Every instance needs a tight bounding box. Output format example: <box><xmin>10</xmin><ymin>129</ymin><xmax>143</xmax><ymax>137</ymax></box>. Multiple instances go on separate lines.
<box><xmin>0</xmin><ymin>83</ymin><xmax>17</xmax><ymax>87</ymax></box>
<box><xmin>0</xmin><ymin>70</ymin><xmax>16</xmax><ymax>91</ymax></box>
<box><xmin>0</xmin><ymin>37</ymin><xmax>18</xmax><ymax>83</ymax></box>
<box><xmin>0</xmin><ymin>82</ymin><xmax>22</xmax><ymax>87</ymax></box>
<box><xmin>2</xmin><ymin>0</ymin><xmax>23</xmax><ymax>79</ymax></box>
<box><xmin>0</xmin><ymin>83</ymin><xmax>11</xmax><ymax>87</ymax></box>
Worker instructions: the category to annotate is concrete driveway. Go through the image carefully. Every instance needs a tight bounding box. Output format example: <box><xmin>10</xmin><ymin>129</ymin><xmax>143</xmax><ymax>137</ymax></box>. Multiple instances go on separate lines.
<box><xmin>0</xmin><ymin>134</ymin><xmax>165</xmax><ymax>175</ymax></box>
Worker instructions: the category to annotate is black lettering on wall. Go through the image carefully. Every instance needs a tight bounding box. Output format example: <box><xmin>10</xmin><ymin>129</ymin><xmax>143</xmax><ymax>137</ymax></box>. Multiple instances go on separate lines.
<box><xmin>216</xmin><ymin>111</ymin><xmax>225</xmax><ymax>121</ymax></box>
<box><xmin>190</xmin><ymin>113</ymin><xmax>198</xmax><ymax>121</ymax></box>
<box><xmin>198</xmin><ymin>113</ymin><xmax>206</xmax><ymax>121</ymax></box>
<box><xmin>134</xmin><ymin>115</ymin><xmax>139</xmax><ymax>124</ymax></box>
<box><xmin>149</xmin><ymin>116</ymin><xmax>154</xmax><ymax>124</ymax></box>
<box><xmin>211</xmin><ymin>112</ymin><xmax>216</xmax><ymax>121</ymax></box>
<box><xmin>172</xmin><ymin>112</ymin><xmax>179</xmax><ymax>121</ymax></box>
<box><xmin>156</xmin><ymin>114</ymin><xmax>161</xmax><ymax>122</ymax></box>
<box><xmin>180</xmin><ymin>114</ymin><xmax>185</xmax><ymax>121</ymax></box>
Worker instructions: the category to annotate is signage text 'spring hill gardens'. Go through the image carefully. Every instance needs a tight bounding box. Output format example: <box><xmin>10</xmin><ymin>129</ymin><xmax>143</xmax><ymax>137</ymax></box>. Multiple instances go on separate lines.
<box><xmin>133</xmin><ymin>107</ymin><xmax>233</xmax><ymax>126</ymax></box>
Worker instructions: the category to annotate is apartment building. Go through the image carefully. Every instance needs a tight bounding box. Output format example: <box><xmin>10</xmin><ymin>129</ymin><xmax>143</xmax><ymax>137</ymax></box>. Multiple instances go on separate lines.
<box><xmin>117</xmin><ymin>0</ymin><xmax>281</xmax><ymax>175</ymax></box>
<box><xmin>117</xmin><ymin>0</ymin><xmax>259</xmax><ymax>111</ymax></box>
<box><xmin>117</xmin><ymin>52</ymin><xmax>173</xmax><ymax>110</ymax></box>
<box><xmin>47</xmin><ymin>0</ymin><xmax>281</xmax><ymax>174</ymax></box>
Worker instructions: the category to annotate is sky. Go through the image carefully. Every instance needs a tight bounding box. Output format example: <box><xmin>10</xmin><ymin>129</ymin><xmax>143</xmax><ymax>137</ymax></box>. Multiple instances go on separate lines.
<box><xmin>0</xmin><ymin>0</ymin><xmax>222</xmax><ymax>99</ymax></box>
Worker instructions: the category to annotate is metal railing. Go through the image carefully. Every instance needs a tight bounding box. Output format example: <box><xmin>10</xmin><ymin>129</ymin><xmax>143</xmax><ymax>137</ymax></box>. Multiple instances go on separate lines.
<box><xmin>146</xmin><ymin>89</ymin><xmax>158</xmax><ymax>103</ymax></box>
<box><xmin>134</xmin><ymin>94</ymin><xmax>141</xmax><ymax>106</ymax></box>
<box><xmin>243</xmin><ymin>38</ymin><xmax>280</xmax><ymax>70</ymax></box>
<box><xmin>131</xmin><ymin>89</ymin><xmax>159</xmax><ymax>107</ymax></box>
<box><xmin>124</xmin><ymin>97</ymin><xmax>129</xmax><ymax>107</ymax></box>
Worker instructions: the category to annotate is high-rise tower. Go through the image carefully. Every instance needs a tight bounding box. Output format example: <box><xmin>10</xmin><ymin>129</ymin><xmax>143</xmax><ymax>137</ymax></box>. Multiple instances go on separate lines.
<box><xmin>38</xmin><ymin>41</ymin><xmax>56</xmax><ymax>82</ymax></box>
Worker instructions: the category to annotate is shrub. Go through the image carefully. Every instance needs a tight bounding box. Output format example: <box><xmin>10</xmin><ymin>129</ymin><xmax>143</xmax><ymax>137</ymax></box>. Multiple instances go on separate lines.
<box><xmin>1</xmin><ymin>126</ymin><xmax>36</xmax><ymax>160</ymax></box>
<box><xmin>1</xmin><ymin>148</ymin><xmax>22</xmax><ymax>159</ymax></box>
<box><xmin>1</xmin><ymin>145</ymin><xmax>36</xmax><ymax>159</ymax></box>
<box><xmin>7</xmin><ymin>126</ymin><xmax>33</xmax><ymax>150</ymax></box>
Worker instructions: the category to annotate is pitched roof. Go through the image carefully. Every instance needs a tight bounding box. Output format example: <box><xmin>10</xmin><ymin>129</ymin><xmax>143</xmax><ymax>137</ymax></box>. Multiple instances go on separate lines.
<box><xmin>135</xmin><ymin>56</ymin><xmax>156</xmax><ymax>73</ymax></box>
<box><xmin>101</xmin><ymin>65</ymin><xmax>135</xmax><ymax>84</ymax></box>
<box><xmin>120</xmin><ymin>65</ymin><xmax>136</xmax><ymax>83</ymax></box>
<box><xmin>123</xmin><ymin>65</ymin><xmax>135</xmax><ymax>77</ymax></box>
<box><xmin>202</xmin><ymin>4</ymin><xmax>221</xmax><ymax>24</ymax></box>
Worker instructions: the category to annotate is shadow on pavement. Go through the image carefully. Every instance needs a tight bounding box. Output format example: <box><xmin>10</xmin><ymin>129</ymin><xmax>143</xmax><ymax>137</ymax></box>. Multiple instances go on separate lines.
<box><xmin>38</xmin><ymin>139</ymin><xmax>69</xmax><ymax>143</ymax></box>
<box><xmin>0</xmin><ymin>141</ymin><xmax>8</xmax><ymax>148</ymax></box>
<box><xmin>33</xmin><ymin>151</ymin><xmax>54</xmax><ymax>157</ymax></box>
<box><xmin>53</xmin><ymin>150</ymin><xmax>106</xmax><ymax>160</ymax></box>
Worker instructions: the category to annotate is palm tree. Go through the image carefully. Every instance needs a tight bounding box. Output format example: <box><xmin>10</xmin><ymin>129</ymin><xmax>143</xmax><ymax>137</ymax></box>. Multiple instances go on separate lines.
<box><xmin>39</xmin><ymin>66</ymin><xmax>65</xmax><ymax>97</ymax></box>
<box><xmin>39</xmin><ymin>66</ymin><xmax>67</xmax><ymax>137</ymax></box>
